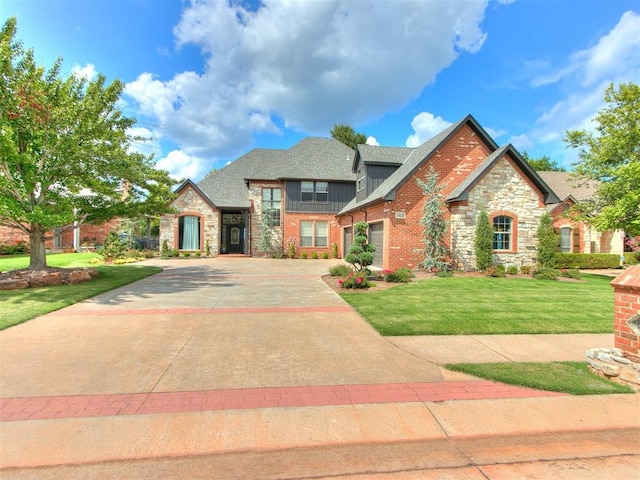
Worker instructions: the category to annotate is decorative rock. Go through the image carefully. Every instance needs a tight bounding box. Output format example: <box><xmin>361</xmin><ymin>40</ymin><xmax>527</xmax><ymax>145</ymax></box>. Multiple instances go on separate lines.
<box><xmin>68</xmin><ymin>270</ymin><xmax>93</xmax><ymax>284</ymax></box>
<box><xmin>611</xmin><ymin>355</ymin><xmax>632</xmax><ymax>365</ymax></box>
<box><xmin>585</xmin><ymin>349</ymin><xmax>596</xmax><ymax>359</ymax></box>
<box><xmin>619</xmin><ymin>369</ymin><xmax>640</xmax><ymax>385</ymax></box>
<box><xmin>28</xmin><ymin>272</ymin><xmax>62</xmax><ymax>288</ymax></box>
<box><xmin>601</xmin><ymin>363</ymin><xmax>620</xmax><ymax>377</ymax></box>
<box><xmin>588</xmin><ymin>359</ymin><xmax>603</xmax><ymax>371</ymax></box>
<box><xmin>596</xmin><ymin>352</ymin><xmax>612</xmax><ymax>362</ymax></box>
<box><xmin>0</xmin><ymin>279</ymin><xmax>29</xmax><ymax>290</ymax></box>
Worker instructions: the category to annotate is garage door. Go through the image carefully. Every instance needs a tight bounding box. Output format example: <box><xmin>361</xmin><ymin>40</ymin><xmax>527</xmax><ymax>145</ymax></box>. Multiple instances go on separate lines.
<box><xmin>343</xmin><ymin>227</ymin><xmax>353</xmax><ymax>258</ymax></box>
<box><xmin>368</xmin><ymin>222</ymin><xmax>384</xmax><ymax>268</ymax></box>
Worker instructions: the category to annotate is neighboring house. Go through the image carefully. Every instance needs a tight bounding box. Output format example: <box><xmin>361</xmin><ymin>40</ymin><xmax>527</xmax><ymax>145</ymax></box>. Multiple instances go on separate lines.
<box><xmin>537</xmin><ymin>171</ymin><xmax>625</xmax><ymax>254</ymax></box>
<box><xmin>0</xmin><ymin>220</ymin><xmax>120</xmax><ymax>252</ymax></box>
<box><xmin>162</xmin><ymin>114</ymin><xmax>565</xmax><ymax>270</ymax></box>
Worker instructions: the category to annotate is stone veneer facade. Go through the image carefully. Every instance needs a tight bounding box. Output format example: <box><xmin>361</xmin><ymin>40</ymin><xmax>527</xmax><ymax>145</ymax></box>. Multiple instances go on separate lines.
<box><xmin>160</xmin><ymin>184</ymin><xmax>220</xmax><ymax>254</ymax></box>
<box><xmin>247</xmin><ymin>181</ymin><xmax>283</xmax><ymax>256</ymax></box>
<box><xmin>449</xmin><ymin>156</ymin><xmax>546</xmax><ymax>271</ymax></box>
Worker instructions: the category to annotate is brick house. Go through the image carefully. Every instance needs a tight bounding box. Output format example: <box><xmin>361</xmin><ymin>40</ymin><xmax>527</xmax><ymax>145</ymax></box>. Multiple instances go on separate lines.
<box><xmin>537</xmin><ymin>171</ymin><xmax>625</xmax><ymax>254</ymax></box>
<box><xmin>161</xmin><ymin>114</ymin><xmax>569</xmax><ymax>270</ymax></box>
<box><xmin>0</xmin><ymin>219</ymin><xmax>119</xmax><ymax>252</ymax></box>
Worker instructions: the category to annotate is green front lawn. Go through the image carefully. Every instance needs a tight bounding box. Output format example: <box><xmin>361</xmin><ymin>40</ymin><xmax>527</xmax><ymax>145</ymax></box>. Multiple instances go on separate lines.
<box><xmin>341</xmin><ymin>275</ymin><xmax>613</xmax><ymax>335</ymax></box>
<box><xmin>446</xmin><ymin>362</ymin><xmax>633</xmax><ymax>395</ymax></box>
<box><xmin>0</xmin><ymin>253</ymin><xmax>161</xmax><ymax>330</ymax></box>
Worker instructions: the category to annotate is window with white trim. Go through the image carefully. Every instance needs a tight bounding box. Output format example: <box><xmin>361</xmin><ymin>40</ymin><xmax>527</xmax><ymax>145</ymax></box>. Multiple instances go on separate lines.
<box><xmin>300</xmin><ymin>220</ymin><xmax>328</xmax><ymax>247</ymax></box>
<box><xmin>560</xmin><ymin>227</ymin><xmax>572</xmax><ymax>253</ymax></box>
<box><xmin>357</xmin><ymin>176</ymin><xmax>365</xmax><ymax>191</ymax></box>
<box><xmin>315</xmin><ymin>182</ymin><xmax>328</xmax><ymax>203</ymax></box>
<box><xmin>301</xmin><ymin>181</ymin><xmax>329</xmax><ymax>203</ymax></box>
<box><xmin>492</xmin><ymin>215</ymin><xmax>512</xmax><ymax>250</ymax></box>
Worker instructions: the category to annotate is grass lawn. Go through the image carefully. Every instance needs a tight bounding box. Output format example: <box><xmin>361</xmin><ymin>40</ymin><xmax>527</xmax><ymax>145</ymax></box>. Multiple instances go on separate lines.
<box><xmin>0</xmin><ymin>253</ymin><xmax>161</xmax><ymax>330</ymax></box>
<box><xmin>445</xmin><ymin>362</ymin><xmax>634</xmax><ymax>395</ymax></box>
<box><xmin>341</xmin><ymin>275</ymin><xmax>613</xmax><ymax>335</ymax></box>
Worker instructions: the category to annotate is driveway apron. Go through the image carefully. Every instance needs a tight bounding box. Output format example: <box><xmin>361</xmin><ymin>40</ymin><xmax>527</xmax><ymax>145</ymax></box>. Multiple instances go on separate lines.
<box><xmin>0</xmin><ymin>258</ymin><xmax>443</xmax><ymax>397</ymax></box>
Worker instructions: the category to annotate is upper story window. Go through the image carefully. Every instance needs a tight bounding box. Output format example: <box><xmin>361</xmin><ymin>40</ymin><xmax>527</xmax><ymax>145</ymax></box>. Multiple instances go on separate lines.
<box><xmin>301</xmin><ymin>181</ymin><xmax>329</xmax><ymax>203</ymax></box>
<box><xmin>262</xmin><ymin>188</ymin><xmax>281</xmax><ymax>226</ymax></box>
<box><xmin>356</xmin><ymin>176</ymin><xmax>365</xmax><ymax>191</ymax></box>
<box><xmin>492</xmin><ymin>215</ymin><xmax>512</xmax><ymax>251</ymax></box>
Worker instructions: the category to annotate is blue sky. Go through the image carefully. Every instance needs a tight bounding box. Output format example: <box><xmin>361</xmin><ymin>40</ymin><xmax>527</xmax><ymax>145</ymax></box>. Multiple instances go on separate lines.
<box><xmin>3</xmin><ymin>0</ymin><xmax>640</xmax><ymax>180</ymax></box>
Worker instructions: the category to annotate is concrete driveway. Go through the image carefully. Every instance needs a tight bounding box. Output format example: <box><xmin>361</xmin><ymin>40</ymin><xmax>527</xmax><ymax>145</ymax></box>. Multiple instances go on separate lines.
<box><xmin>0</xmin><ymin>257</ymin><xmax>443</xmax><ymax>398</ymax></box>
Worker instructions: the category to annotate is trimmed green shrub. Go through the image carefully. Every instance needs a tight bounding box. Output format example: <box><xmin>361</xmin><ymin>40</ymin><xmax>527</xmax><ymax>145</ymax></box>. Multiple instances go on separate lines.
<box><xmin>624</xmin><ymin>252</ymin><xmax>639</xmax><ymax>265</ymax></box>
<box><xmin>311</xmin><ymin>251</ymin><xmax>318</xmax><ymax>259</ymax></box>
<box><xmin>383</xmin><ymin>267</ymin><xmax>414</xmax><ymax>283</ymax></box>
<box><xmin>339</xmin><ymin>271</ymin><xmax>370</xmax><ymax>289</ymax></box>
<box><xmin>331</xmin><ymin>242</ymin><xmax>339</xmax><ymax>259</ymax></box>
<box><xmin>436</xmin><ymin>270</ymin><xmax>453</xmax><ymax>278</ymax></box>
<box><xmin>301</xmin><ymin>252</ymin><xmax>308</xmax><ymax>259</ymax></box>
<box><xmin>345</xmin><ymin>222</ymin><xmax>375</xmax><ymax>271</ymax></box>
<box><xmin>0</xmin><ymin>241</ymin><xmax>29</xmax><ymax>255</ymax></box>
<box><xmin>521</xmin><ymin>265</ymin><xmax>532</xmax><ymax>275</ymax></box>
<box><xmin>534</xmin><ymin>267</ymin><xmax>560</xmax><ymax>280</ymax></box>
<box><xmin>507</xmin><ymin>265</ymin><xmax>518</xmax><ymax>275</ymax></box>
<box><xmin>322</xmin><ymin>252</ymin><xmax>329</xmax><ymax>259</ymax></box>
<box><xmin>485</xmin><ymin>265</ymin><xmax>506</xmax><ymax>277</ymax></box>
<box><xmin>556</xmin><ymin>253</ymin><xmax>621</xmax><ymax>269</ymax></box>
<box><xmin>329</xmin><ymin>264</ymin><xmax>352</xmax><ymax>277</ymax></box>
<box><xmin>475</xmin><ymin>209</ymin><xmax>493</xmax><ymax>272</ymax></box>
<box><xmin>537</xmin><ymin>212</ymin><xmax>557</xmax><ymax>268</ymax></box>
<box><xmin>561</xmin><ymin>268</ymin><xmax>582</xmax><ymax>279</ymax></box>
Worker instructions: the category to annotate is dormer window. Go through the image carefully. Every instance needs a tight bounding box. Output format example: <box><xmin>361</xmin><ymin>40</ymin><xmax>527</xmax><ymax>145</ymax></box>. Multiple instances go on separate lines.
<box><xmin>357</xmin><ymin>176</ymin><xmax>365</xmax><ymax>191</ymax></box>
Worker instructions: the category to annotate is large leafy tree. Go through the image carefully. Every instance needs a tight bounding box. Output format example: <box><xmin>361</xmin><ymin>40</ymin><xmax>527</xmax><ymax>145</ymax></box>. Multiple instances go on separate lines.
<box><xmin>0</xmin><ymin>18</ymin><xmax>177</xmax><ymax>270</ymax></box>
<box><xmin>564</xmin><ymin>82</ymin><xmax>640</xmax><ymax>235</ymax></box>
<box><xmin>521</xmin><ymin>151</ymin><xmax>565</xmax><ymax>172</ymax></box>
<box><xmin>330</xmin><ymin>124</ymin><xmax>366</xmax><ymax>149</ymax></box>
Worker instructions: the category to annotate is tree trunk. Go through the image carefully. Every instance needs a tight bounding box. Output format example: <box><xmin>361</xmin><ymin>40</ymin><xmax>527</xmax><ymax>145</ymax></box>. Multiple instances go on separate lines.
<box><xmin>146</xmin><ymin>217</ymin><xmax>151</xmax><ymax>247</ymax></box>
<box><xmin>29</xmin><ymin>223</ymin><xmax>48</xmax><ymax>270</ymax></box>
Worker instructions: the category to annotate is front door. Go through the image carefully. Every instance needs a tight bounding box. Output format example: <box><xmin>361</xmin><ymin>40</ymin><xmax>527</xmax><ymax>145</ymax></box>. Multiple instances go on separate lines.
<box><xmin>222</xmin><ymin>211</ymin><xmax>246</xmax><ymax>254</ymax></box>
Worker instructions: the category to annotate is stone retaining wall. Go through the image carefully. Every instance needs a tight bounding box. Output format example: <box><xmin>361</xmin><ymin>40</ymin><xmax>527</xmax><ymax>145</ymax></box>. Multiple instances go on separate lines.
<box><xmin>586</xmin><ymin>347</ymin><xmax>640</xmax><ymax>390</ymax></box>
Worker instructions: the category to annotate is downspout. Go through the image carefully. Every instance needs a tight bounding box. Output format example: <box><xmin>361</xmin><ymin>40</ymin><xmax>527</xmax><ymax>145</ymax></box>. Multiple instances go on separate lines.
<box><xmin>73</xmin><ymin>208</ymin><xmax>80</xmax><ymax>251</ymax></box>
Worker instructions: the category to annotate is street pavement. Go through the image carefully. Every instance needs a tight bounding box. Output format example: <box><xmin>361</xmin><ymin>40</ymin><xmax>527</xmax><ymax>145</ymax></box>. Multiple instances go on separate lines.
<box><xmin>0</xmin><ymin>257</ymin><xmax>638</xmax><ymax>478</ymax></box>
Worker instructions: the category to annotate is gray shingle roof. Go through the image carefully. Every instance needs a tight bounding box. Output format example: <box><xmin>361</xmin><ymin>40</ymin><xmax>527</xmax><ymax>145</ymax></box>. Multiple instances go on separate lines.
<box><xmin>195</xmin><ymin>138</ymin><xmax>356</xmax><ymax>209</ymax></box>
<box><xmin>197</xmin><ymin>148</ymin><xmax>284</xmax><ymax>208</ymax></box>
<box><xmin>537</xmin><ymin>171</ymin><xmax>598</xmax><ymax>203</ymax></box>
<box><xmin>356</xmin><ymin>145</ymin><xmax>414</xmax><ymax>165</ymax></box>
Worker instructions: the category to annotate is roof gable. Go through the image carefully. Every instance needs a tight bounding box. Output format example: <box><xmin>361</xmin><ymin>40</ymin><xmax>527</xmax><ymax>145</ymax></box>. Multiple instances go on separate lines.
<box><xmin>173</xmin><ymin>179</ymin><xmax>218</xmax><ymax>209</ymax></box>
<box><xmin>339</xmin><ymin>114</ymin><xmax>500</xmax><ymax>214</ymax></box>
<box><xmin>445</xmin><ymin>145</ymin><xmax>560</xmax><ymax>205</ymax></box>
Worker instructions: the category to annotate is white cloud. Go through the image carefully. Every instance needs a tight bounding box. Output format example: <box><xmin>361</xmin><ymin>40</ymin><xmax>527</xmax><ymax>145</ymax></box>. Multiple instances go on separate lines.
<box><xmin>484</xmin><ymin>126</ymin><xmax>507</xmax><ymax>140</ymax></box>
<box><xmin>155</xmin><ymin>149</ymin><xmax>207</xmax><ymax>180</ymax></box>
<box><xmin>508</xmin><ymin>134</ymin><xmax>533</xmax><ymax>151</ymax></box>
<box><xmin>516</xmin><ymin>10</ymin><xmax>640</xmax><ymax>167</ymax></box>
<box><xmin>125</xmin><ymin>0</ymin><xmax>489</xmax><ymax>162</ymax></box>
<box><xmin>71</xmin><ymin>63</ymin><xmax>97</xmax><ymax>81</ymax></box>
<box><xmin>405</xmin><ymin>112</ymin><xmax>453</xmax><ymax>147</ymax></box>
<box><xmin>365</xmin><ymin>136</ymin><xmax>379</xmax><ymax>146</ymax></box>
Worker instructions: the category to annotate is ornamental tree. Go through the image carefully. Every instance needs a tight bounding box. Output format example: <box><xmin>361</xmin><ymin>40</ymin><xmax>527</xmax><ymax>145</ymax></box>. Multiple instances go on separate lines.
<box><xmin>536</xmin><ymin>212</ymin><xmax>557</xmax><ymax>268</ymax></box>
<box><xmin>564</xmin><ymin>82</ymin><xmax>640</xmax><ymax>235</ymax></box>
<box><xmin>0</xmin><ymin>18</ymin><xmax>177</xmax><ymax>270</ymax></box>
<box><xmin>416</xmin><ymin>166</ymin><xmax>450</xmax><ymax>272</ymax></box>
<box><xmin>345</xmin><ymin>221</ymin><xmax>375</xmax><ymax>271</ymax></box>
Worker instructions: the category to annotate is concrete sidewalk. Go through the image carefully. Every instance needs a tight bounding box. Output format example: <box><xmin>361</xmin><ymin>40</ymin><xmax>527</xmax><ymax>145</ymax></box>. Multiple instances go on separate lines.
<box><xmin>1</xmin><ymin>257</ymin><xmax>638</xmax><ymax>478</ymax></box>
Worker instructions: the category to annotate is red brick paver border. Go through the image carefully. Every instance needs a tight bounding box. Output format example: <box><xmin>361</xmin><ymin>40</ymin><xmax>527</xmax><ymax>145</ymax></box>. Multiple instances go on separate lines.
<box><xmin>1</xmin><ymin>381</ymin><xmax>564</xmax><ymax>422</ymax></box>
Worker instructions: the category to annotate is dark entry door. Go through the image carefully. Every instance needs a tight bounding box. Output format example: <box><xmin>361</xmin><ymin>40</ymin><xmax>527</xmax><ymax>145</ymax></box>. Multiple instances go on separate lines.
<box><xmin>226</xmin><ymin>225</ymin><xmax>244</xmax><ymax>254</ymax></box>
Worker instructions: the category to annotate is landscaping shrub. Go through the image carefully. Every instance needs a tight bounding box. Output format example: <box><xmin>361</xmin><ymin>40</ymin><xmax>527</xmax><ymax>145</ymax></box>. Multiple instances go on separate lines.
<box><xmin>339</xmin><ymin>271</ymin><xmax>370</xmax><ymax>289</ymax></box>
<box><xmin>624</xmin><ymin>252</ymin><xmax>639</xmax><ymax>265</ymax></box>
<box><xmin>0</xmin><ymin>241</ymin><xmax>29</xmax><ymax>255</ymax></box>
<box><xmin>537</xmin><ymin>212</ymin><xmax>557</xmax><ymax>268</ymax></box>
<box><xmin>521</xmin><ymin>265</ymin><xmax>532</xmax><ymax>275</ymax></box>
<box><xmin>311</xmin><ymin>251</ymin><xmax>318</xmax><ymax>259</ymax></box>
<box><xmin>301</xmin><ymin>252</ymin><xmax>308</xmax><ymax>259</ymax></box>
<box><xmin>345</xmin><ymin>222</ymin><xmax>375</xmax><ymax>271</ymax></box>
<box><xmin>182</xmin><ymin>251</ymin><xmax>191</xmax><ymax>257</ymax></box>
<box><xmin>383</xmin><ymin>268</ymin><xmax>413</xmax><ymax>283</ymax></box>
<box><xmin>286</xmin><ymin>237</ymin><xmax>297</xmax><ymax>259</ymax></box>
<box><xmin>475</xmin><ymin>209</ymin><xmax>493</xmax><ymax>272</ymax></box>
<box><xmin>329</xmin><ymin>264</ymin><xmax>352</xmax><ymax>277</ymax></box>
<box><xmin>485</xmin><ymin>265</ymin><xmax>506</xmax><ymax>277</ymax></box>
<box><xmin>436</xmin><ymin>270</ymin><xmax>453</xmax><ymax>277</ymax></box>
<box><xmin>322</xmin><ymin>252</ymin><xmax>329</xmax><ymax>259</ymax></box>
<box><xmin>561</xmin><ymin>268</ymin><xmax>582</xmax><ymax>279</ymax></box>
<box><xmin>534</xmin><ymin>267</ymin><xmax>560</xmax><ymax>280</ymax></box>
<box><xmin>506</xmin><ymin>265</ymin><xmax>518</xmax><ymax>275</ymax></box>
<box><xmin>102</xmin><ymin>230</ymin><xmax>127</xmax><ymax>261</ymax></box>
<box><xmin>556</xmin><ymin>253</ymin><xmax>621</xmax><ymax>269</ymax></box>
<box><xmin>331</xmin><ymin>242</ymin><xmax>338</xmax><ymax>259</ymax></box>
<box><xmin>194</xmin><ymin>251</ymin><xmax>201</xmax><ymax>257</ymax></box>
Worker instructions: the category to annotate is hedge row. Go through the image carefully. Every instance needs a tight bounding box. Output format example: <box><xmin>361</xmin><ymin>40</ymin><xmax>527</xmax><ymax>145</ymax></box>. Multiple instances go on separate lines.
<box><xmin>555</xmin><ymin>252</ymin><xmax>639</xmax><ymax>269</ymax></box>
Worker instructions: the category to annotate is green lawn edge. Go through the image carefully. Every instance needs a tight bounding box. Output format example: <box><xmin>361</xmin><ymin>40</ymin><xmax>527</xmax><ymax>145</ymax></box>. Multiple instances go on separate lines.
<box><xmin>340</xmin><ymin>275</ymin><xmax>613</xmax><ymax>335</ymax></box>
<box><xmin>0</xmin><ymin>264</ymin><xmax>162</xmax><ymax>330</ymax></box>
<box><xmin>445</xmin><ymin>361</ymin><xmax>634</xmax><ymax>395</ymax></box>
